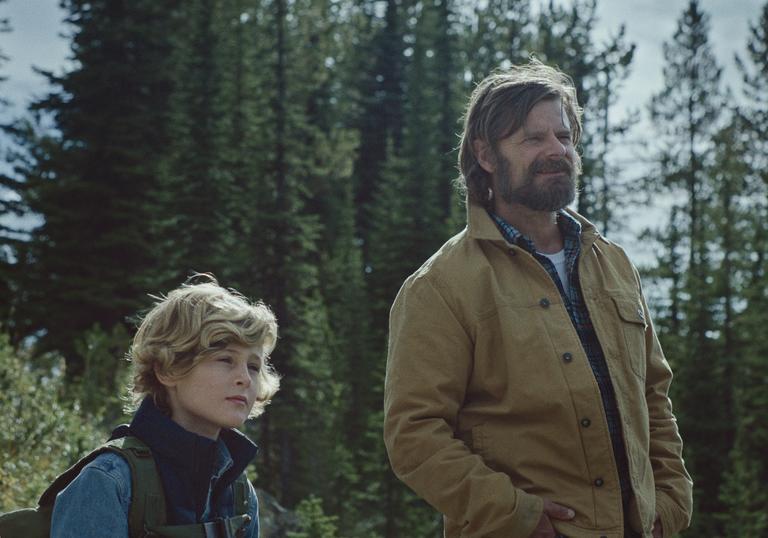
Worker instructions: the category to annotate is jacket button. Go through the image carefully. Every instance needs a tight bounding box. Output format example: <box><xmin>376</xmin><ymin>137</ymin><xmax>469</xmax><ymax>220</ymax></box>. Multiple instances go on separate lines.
<box><xmin>539</xmin><ymin>297</ymin><xmax>550</xmax><ymax>308</ymax></box>
<box><xmin>508</xmin><ymin>248</ymin><xmax>516</xmax><ymax>256</ymax></box>
<box><xmin>562</xmin><ymin>352</ymin><xmax>573</xmax><ymax>363</ymax></box>
<box><xmin>594</xmin><ymin>478</ymin><xmax>604</xmax><ymax>487</ymax></box>
<box><xmin>580</xmin><ymin>418</ymin><xmax>591</xmax><ymax>427</ymax></box>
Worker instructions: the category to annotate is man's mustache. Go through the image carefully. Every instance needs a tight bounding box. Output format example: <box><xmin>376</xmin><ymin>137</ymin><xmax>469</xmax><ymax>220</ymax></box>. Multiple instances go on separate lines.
<box><xmin>531</xmin><ymin>158</ymin><xmax>572</xmax><ymax>174</ymax></box>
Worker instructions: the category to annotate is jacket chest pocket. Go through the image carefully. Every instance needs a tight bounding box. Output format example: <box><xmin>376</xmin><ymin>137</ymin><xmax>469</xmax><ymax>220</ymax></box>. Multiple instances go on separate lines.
<box><xmin>611</xmin><ymin>295</ymin><xmax>647</xmax><ymax>380</ymax></box>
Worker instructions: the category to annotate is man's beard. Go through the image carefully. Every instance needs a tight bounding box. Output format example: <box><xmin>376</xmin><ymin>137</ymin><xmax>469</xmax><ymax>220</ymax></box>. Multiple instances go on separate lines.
<box><xmin>496</xmin><ymin>156</ymin><xmax>578</xmax><ymax>211</ymax></box>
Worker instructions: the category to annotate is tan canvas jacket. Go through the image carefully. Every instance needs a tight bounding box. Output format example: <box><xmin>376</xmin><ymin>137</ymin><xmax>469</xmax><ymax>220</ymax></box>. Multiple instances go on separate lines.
<box><xmin>383</xmin><ymin>202</ymin><xmax>693</xmax><ymax>538</ymax></box>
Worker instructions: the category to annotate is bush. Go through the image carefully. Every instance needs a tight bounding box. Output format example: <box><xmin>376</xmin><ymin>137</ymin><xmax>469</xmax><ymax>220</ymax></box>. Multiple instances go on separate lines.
<box><xmin>0</xmin><ymin>333</ymin><xmax>104</xmax><ymax>511</ymax></box>
<box><xmin>287</xmin><ymin>495</ymin><xmax>339</xmax><ymax>538</ymax></box>
<box><xmin>72</xmin><ymin>323</ymin><xmax>132</xmax><ymax>421</ymax></box>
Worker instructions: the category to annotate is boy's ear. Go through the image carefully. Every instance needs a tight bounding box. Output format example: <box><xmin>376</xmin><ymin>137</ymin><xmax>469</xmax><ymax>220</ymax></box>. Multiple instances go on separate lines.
<box><xmin>154</xmin><ymin>365</ymin><xmax>177</xmax><ymax>388</ymax></box>
<box><xmin>473</xmin><ymin>139</ymin><xmax>496</xmax><ymax>174</ymax></box>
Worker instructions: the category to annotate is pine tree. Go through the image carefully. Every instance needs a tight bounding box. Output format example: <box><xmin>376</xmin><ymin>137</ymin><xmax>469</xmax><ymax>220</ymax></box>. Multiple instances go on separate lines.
<box><xmin>156</xmin><ymin>0</ymin><xmax>241</xmax><ymax>284</ymax></box>
<box><xmin>715</xmin><ymin>119</ymin><xmax>768</xmax><ymax>536</ymax></box>
<box><xmin>350</xmin><ymin>0</ymin><xmax>408</xmax><ymax>253</ymax></box>
<box><xmin>590</xmin><ymin>26</ymin><xmax>635</xmax><ymax>234</ymax></box>
<box><xmin>460</xmin><ymin>0</ymin><xmax>532</xmax><ymax>81</ymax></box>
<box><xmin>362</xmin><ymin>2</ymin><xmax>466</xmax><ymax>533</ymax></box>
<box><xmin>737</xmin><ymin>1</ymin><xmax>768</xmax><ymax>164</ymax></box>
<box><xmin>4</xmin><ymin>0</ymin><xmax>180</xmax><ymax>374</ymax></box>
<box><xmin>717</xmin><ymin>6</ymin><xmax>768</xmax><ymax>532</ymax></box>
<box><xmin>0</xmin><ymin>0</ymin><xmax>18</xmax><ymax>333</ymax></box>
<box><xmin>648</xmin><ymin>2</ymin><xmax>729</xmax><ymax>534</ymax></box>
<box><xmin>247</xmin><ymin>0</ymin><xmax>360</xmax><ymax>514</ymax></box>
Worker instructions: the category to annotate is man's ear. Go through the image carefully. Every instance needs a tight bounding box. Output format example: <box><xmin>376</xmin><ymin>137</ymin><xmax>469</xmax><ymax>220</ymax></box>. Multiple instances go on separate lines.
<box><xmin>473</xmin><ymin>139</ymin><xmax>495</xmax><ymax>174</ymax></box>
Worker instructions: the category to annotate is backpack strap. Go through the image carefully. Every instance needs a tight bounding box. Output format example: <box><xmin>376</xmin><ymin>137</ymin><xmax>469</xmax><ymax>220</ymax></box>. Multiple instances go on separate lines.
<box><xmin>35</xmin><ymin>436</ymin><xmax>166</xmax><ymax>538</ymax></box>
<box><xmin>106</xmin><ymin>436</ymin><xmax>168</xmax><ymax>538</ymax></box>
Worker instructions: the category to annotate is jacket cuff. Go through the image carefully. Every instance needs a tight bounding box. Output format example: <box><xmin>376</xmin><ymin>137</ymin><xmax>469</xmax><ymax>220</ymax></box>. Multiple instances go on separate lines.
<box><xmin>487</xmin><ymin>490</ymin><xmax>544</xmax><ymax>538</ymax></box>
<box><xmin>655</xmin><ymin>489</ymin><xmax>690</xmax><ymax>536</ymax></box>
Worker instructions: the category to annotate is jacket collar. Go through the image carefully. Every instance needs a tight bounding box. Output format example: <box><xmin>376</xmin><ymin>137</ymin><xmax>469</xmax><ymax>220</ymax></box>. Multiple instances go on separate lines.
<box><xmin>465</xmin><ymin>200</ymin><xmax>601</xmax><ymax>249</ymax></box>
<box><xmin>116</xmin><ymin>397</ymin><xmax>258</xmax><ymax>473</ymax></box>
<box><xmin>111</xmin><ymin>397</ymin><xmax>258</xmax><ymax>522</ymax></box>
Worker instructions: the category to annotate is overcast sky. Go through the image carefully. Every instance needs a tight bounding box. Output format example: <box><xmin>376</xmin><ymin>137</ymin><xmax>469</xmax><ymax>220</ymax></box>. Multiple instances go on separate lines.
<box><xmin>0</xmin><ymin>0</ymin><xmax>765</xmax><ymax>259</ymax></box>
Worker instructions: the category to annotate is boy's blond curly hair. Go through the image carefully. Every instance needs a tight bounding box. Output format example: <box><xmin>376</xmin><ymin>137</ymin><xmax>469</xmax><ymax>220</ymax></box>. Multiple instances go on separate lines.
<box><xmin>127</xmin><ymin>275</ymin><xmax>279</xmax><ymax>418</ymax></box>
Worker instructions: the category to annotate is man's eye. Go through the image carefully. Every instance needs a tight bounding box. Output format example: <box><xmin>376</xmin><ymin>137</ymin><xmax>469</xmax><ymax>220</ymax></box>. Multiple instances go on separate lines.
<box><xmin>218</xmin><ymin>356</ymin><xmax>233</xmax><ymax>364</ymax></box>
<box><xmin>248</xmin><ymin>363</ymin><xmax>260</xmax><ymax>373</ymax></box>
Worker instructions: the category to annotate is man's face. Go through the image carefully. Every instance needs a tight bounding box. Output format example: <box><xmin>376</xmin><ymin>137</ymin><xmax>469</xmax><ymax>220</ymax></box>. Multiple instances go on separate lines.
<box><xmin>491</xmin><ymin>98</ymin><xmax>580</xmax><ymax>212</ymax></box>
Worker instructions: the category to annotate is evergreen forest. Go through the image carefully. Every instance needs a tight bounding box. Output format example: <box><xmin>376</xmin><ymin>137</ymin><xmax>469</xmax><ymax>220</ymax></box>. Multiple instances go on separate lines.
<box><xmin>1</xmin><ymin>0</ymin><xmax>767</xmax><ymax>536</ymax></box>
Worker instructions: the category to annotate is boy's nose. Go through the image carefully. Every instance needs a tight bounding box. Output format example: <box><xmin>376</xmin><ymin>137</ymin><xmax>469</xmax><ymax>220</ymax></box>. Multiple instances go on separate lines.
<box><xmin>235</xmin><ymin>365</ymin><xmax>252</xmax><ymax>386</ymax></box>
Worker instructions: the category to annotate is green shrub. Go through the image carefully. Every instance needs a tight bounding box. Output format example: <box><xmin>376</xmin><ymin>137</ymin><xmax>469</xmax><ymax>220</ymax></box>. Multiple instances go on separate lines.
<box><xmin>0</xmin><ymin>333</ymin><xmax>104</xmax><ymax>511</ymax></box>
<box><xmin>287</xmin><ymin>495</ymin><xmax>339</xmax><ymax>538</ymax></box>
<box><xmin>72</xmin><ymin>323</ymin><xmax>132</xmax><ymax>422</ymax></box>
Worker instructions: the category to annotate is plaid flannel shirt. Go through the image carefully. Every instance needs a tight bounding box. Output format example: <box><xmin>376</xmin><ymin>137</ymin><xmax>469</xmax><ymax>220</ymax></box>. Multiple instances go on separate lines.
<box><xmin>491</xmin><ymin>211</ymin><xmax>631</xmax><ymax>504</ymax></box>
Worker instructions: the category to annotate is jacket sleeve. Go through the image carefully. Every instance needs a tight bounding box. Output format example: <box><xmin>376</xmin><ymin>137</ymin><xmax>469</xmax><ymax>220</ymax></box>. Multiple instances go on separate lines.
<box><xmin>51</xmin><ymin>452</ymin><xmax>131</xmax><ymax>538</ymax></box>
<box><xmin>383</xmin><ymin>273</ymin><xmax>543</xmax><ymax>538</ymax></box>
<box><xmin>636</xmin><ymin>267</ymin><xmax>694</xmax><ymax>535</ymax></box>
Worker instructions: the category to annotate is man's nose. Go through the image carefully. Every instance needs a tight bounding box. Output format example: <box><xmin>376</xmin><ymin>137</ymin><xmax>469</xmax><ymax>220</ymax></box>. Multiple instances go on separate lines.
<box><xmin>544</xmin><ymin>133</ymin><xmax>567</xmax><ymax>157</ymax></box>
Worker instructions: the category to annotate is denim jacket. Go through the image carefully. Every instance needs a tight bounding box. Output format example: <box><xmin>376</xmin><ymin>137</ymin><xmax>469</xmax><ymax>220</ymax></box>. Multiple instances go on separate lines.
<box><xmin>51</xmin><ymin>398</ymin><xmax>260</xmax><ymax>537</ymax></box>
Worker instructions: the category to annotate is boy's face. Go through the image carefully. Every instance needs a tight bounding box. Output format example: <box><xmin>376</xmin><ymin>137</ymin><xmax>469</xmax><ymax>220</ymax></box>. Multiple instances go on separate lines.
<box><xmin>159</xmin><ymin>343</ymin><xmax>262</xmax><ymax>439</ymax></box>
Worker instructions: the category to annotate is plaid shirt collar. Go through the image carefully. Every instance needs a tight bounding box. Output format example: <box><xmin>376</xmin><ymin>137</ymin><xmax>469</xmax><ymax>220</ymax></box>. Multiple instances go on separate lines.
<box><xmin>490</xmin><ymin>210</ymin><xmax>583</xmax><ymax>268</ymax></box>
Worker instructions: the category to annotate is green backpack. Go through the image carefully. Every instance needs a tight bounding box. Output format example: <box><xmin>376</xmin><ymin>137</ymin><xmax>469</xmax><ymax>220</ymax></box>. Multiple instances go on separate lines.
<box><xmin>0</xmin><ymin>436</ymin><xmax>252</xmax><ymax>538</ymax></box>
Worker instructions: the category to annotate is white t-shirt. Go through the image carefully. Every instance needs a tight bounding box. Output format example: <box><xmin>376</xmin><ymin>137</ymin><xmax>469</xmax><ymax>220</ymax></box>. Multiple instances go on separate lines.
<box><xmin>538</xmin><ymin>249</ymin><xmax>569</xmax><ymax>296</ymax></box>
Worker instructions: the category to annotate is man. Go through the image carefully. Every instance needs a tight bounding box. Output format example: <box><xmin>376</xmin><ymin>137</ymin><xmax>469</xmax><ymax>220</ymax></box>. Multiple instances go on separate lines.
<box><xmin>383</xmin><ymin>61</ymin><xmax>692</xmax><ymax>538</ymax></box>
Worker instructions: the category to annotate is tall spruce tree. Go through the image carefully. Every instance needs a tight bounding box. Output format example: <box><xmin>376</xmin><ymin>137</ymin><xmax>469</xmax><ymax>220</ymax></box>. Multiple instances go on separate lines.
<box><xmin>248</xmin><ymin>0</ymin><xmax>360</xmax><ymax>514</ymax></box>
<box><xmin>461</xmin><ymin>0</ymin><xmax>532</xmax><ymax>81</ymax></box>
<box><xmin>4</xmin><ymin>0</ymin><xmax>179</xmax><ymax>374</ymax></box>
<box><xmin>349</xmin><ymin>0</ymin><xmax>408</xmax><ymax>257</ymax></box>
<box><xmin>156</xmin><ymin>0</ymin><xmax>243</xmax><ymax>285</ymax></box>
<box><xmin>0</xmin><ymin>0</ymin><xmax>16</xmax><ymax>333</ymax></box>
<box><xmin>364</xmin><ymin>1</ymin><xmax>466</xmax><ymax>535</ymax></box>
<box><xmin>737</xmin><ymin>1</ymin><xmax>768</xmax><ymax>158</ymax></box>
<box><xmin>590</xmin><ymin>26</ymin><xmax>635</xmax><ymax>234</ymax></box>
<box><xmin>718</xmin><ymin>6</ymin><xmax>768</xmax><ymax>533</ymax></box>
<box><xmin>648</xmin><ymin>2</ymin><xmax>729</xmax><ymax>534</ymax></box>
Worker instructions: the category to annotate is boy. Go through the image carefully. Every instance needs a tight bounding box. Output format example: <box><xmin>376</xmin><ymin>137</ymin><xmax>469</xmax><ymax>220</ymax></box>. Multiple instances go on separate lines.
<box><xmin>50</xmin><ymin>275</ymin><xmax>280</xmax><ymax>537</ymax></box>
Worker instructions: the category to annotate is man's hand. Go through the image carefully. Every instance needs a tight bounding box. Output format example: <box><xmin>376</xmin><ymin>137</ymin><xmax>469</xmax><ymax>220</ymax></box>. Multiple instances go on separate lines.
<box><xmin>529</xmin><ymin>499</ymin><xmax>575</xmax><ymax>538</ymax></box>
<box><xmin>652</xmin><ymin>516</ymin><xmax>663</xmax><ymax>538</ymax></box>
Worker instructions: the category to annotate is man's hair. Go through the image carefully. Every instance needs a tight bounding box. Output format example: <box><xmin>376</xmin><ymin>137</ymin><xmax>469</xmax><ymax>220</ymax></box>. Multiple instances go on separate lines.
<box><xmin>456</xmin><ymin>59</ymin><xmax>583</xmax><ymax>208</ymax></box>
<box><xmin>127</xmin><ymin>274</ymin><xmax>280</xmax><ymax>418</ymax></box>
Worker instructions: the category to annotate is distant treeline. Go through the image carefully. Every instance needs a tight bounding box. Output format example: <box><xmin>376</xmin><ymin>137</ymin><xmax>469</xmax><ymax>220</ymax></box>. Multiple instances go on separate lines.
<box><xmin>0</xmin><ymin>0</ymin><xmax>766</xmax><ymax>536</ymax></box>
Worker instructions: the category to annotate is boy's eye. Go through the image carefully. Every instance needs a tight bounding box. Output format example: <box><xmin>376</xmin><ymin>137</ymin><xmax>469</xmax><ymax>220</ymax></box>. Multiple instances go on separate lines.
<box><xmin>248</xmin><ymin>363</ymin><xmax>260</xmax><ymax>373</ymax></box>
<box><xmin>217</xmin><ymin>356</ymin><xmax>233</xmax><ymax>364</ymax></box>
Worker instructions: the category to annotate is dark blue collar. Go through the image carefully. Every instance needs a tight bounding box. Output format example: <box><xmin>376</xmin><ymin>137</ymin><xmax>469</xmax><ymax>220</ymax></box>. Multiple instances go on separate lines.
<box><xmin>111</xmin><ymin>397</ymin><xmax>258</xmax><ymax>523</ymax></box>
